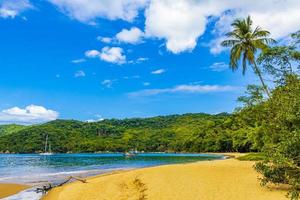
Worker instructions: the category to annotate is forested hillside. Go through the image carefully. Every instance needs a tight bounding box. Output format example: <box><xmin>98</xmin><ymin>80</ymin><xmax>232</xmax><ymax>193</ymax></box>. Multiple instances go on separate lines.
<box><xmin>0</xmin><ymin>113</ymin><xmax>248</xmax><ymax>153</ymax></box>
<box><xmin>0</xmin><ymin>105</ymin><xmax>282</xmax><ymax>154</ymax></box>
<box><xmin>0</xmin><ymin>124</ymin><xmax>26</xmax><ymax>136</ymax></box>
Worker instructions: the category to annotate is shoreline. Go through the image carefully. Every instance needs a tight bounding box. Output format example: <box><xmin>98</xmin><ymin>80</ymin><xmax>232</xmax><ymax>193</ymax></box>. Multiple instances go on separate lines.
<box><xmin>0</xmin><ymin>153</ymin><xmax>224</xmax><ymax>199</ymax></box>
<box><xmin>43</xmin><ymin>155</ymin><xmax>288</xmax><ymax>200</ymax></box>
<box><xmin>0</xmin><ymin>183</ymin><xmax>30</xmax><ymax>199</ymax></box>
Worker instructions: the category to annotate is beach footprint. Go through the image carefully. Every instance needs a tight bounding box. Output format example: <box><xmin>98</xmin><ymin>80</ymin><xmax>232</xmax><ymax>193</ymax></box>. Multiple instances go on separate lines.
<box><xmin>119</xmin><ymin>175</ymin><xmax>148</xmax><ymax>200</ymax></box>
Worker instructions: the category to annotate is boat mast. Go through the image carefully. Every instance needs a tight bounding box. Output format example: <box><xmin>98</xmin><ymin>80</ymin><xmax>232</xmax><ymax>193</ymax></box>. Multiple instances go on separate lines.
<box><xmin>44</xmin><ymin>134</ymin><xmax>48</xmax><ymax>152</ymax></box>
<box><xmin>49</xmin><ymin>143</ymin><xmax>51</xmax><ymax>153</ymax></box>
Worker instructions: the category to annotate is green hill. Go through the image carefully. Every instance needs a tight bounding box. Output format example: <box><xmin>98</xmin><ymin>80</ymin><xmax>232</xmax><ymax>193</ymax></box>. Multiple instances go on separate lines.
<box><xmin>0</xmin><ymin>124</ymin><xmax>26</xmax><ymax>136</ymax></box>
<box><xmin>0</xmin><ymin>113</ymin><xmax>248</xmax><ymax>153</ymax></box>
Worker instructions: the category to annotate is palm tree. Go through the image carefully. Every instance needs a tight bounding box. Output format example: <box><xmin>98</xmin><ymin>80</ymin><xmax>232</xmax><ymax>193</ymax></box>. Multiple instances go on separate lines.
<box><xmin>221</xmin><ymin>16</ymin><xmax>275</xmax><ymax>97</ymax></box>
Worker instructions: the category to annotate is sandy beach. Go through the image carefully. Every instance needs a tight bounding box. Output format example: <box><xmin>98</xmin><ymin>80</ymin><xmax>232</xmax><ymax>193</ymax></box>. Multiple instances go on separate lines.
<box><xmin>0</xmin><ymin>183</ymin><xmax>29</xmax><ymax>199</ymax></box>
<box><xmin>43</xmin><ymin>156</ymin><xmax>288</xmax><ymax>200</ymax></box>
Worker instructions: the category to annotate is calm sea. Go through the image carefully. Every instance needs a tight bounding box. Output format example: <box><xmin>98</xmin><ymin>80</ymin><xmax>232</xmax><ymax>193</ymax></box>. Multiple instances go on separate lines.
<box><xmin>0</xmin><ymin>153</ymin><xmax>223</xmax><ymax>200</ymax></box>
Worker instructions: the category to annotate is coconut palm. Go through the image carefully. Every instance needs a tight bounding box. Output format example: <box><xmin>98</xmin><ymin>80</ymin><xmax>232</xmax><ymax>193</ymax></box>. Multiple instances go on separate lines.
<box><xmin>221</xmin><ymin>16</ymin><xmax>275</xmax><ymax>97</ymax></box>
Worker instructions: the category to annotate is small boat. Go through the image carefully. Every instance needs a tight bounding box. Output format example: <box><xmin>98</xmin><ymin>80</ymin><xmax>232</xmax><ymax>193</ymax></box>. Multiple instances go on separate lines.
<box><xmin>124</xmin><ymin>152</ymin><xmax>136</xmax><ymax>157</ymax></box>
<box><xmin>40</xmin><ymin>134</ymin><xmax>53</xmax><ymax>155</ymax></box>
<box><xmin>124</xmin><ymin>148</ymin><xmax>138</xmax><ymax>157</ymax></box>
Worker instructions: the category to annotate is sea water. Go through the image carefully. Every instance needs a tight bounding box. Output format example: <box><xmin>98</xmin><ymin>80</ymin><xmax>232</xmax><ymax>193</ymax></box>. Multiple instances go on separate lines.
<box><xmin>0</xmin><ymin>153</ymin><xmax>223</xmax><ymax>199</ymax></box>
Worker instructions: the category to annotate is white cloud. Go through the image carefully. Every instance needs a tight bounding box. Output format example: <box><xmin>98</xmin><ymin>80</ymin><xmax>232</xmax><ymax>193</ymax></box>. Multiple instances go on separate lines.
<box><xmin>99</xmin><ymin>47</ymin><xmax>126</xmax><ymax>64</ymax></box>
<box><xmin>123</xmin><ymin>75</ymin><xmax>140</xmax><ymax>79</ymax></box>
<box><xmin>128</xmin><ymin>57</ymin><xmax>148</xmax><ymax>64</ymax></box>
<box><xmin>101</xmin><ymin>79</ymin><xmax>116</xmax><ymax>88</ymax></box>
<box><xmin>128</xmin><ymin>84</ymin><xmax>237</xmax><ymax>97</ymax></box>
<box><xmin>74</xmin><ymin>70</ymin><xmax>85</xmax><ymax>77</ymax></box>
<box><xmin>0</xmin><ymin>0</ymin><xmax>32</xmax><ymax>19</ymax></box>
<box><xmin>86</xmin><ymin>118</ymin><xmax>104</xmax><ymax>123</ymax></box>
<box><xmin>209</xmin><ymin>62</ymin><xmax>228</xmax><ymax>72</ymax></box>
<box><xmin>85</xmin><ymin>50</ymin><xmax>100</xmax><ymax>58</ymax></box>
<box><xmin>85</xmin><ymin>47</ymin><xmax>126</xmax><ymax>64</ymax></box>
<box><xmin>116</xmin><ymin>27</ymin><xmax>144</xmax><ymax>44</ymax></box>
<box><xmin>71</xmin><ymin>58</ymin><xmax>86</xmax><ymax>64</ymax></box>
<box><xmin>136</xmin><ymin>57</ymin><xmax>148</xmax><ymax>62</ymax></box>
<box><xmin>86</xmin><ymin>115</ymin><xmax>104</xmax><ymax>123</ymax></box>
<box><xmin>97</xmin><ymin>36</ymin><xmax>113</xmax><ymax>44</ymax></box>
<box><xmin>207</xmin><ymin>1</ymin><xmax>300</xmax><ymax>53</ymax></box>
<box><xmin>48</xmin><ymin>0</ymin><xmax>149</xmax><ymax>23</ymax></box>
<box><xmin>144</xmin><ymin>0</ymin><xmax>300</xmax><ymax>54</ymax></box>
<box><xmin>143</xmin><ymin>82</ymin><xmax>150</xmax><ymax>86</ymax></box>
<box><xmin>206</xmin><ymin>36</ymin><xmax>227</xmax><ymax>55</ymax></box>
<box><xmin>0</xmin><ymin>105</ymin><xmax>59</xmax><ymax>124</ymax></box>
<box><xmin>144</xmin><ymin>0</ymin><xmax>218</xmax><ymax>54</ymax></box>
<box><xmin>46</xmin><ymin>0</ymin><xmax>300</xmax><ymax>54</ymax></box>
<box><xmin>151</xmin><ymin>68</ymin><xmax>165</xmax><ymax>75</ymax></box>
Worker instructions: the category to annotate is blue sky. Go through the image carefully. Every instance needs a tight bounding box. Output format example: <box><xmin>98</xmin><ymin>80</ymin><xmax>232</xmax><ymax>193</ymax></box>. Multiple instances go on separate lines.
<box><xmin>0</xmin><ymin>0</ymin><xmax>299</xmax><ymax>124</ymax></box>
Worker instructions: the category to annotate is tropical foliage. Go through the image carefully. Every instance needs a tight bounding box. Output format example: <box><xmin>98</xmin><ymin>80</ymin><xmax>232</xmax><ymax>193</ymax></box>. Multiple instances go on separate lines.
<box><xmin>0</xmin><ymin>113</ymin><xmax>253</xmax><ymax>153</ymax></box>
<box><xmin>222</xmin><ymin>17</ymin><xmax>300</xmax><ymax>199</ymax></box>
<box><xmin>221</xmin><ymin>16</ymin><xmax>274</xmax><ymax>97</ymax></box>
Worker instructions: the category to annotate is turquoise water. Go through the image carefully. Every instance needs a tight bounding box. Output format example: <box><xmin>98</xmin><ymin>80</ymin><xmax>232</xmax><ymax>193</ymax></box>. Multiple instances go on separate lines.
<box><xmin>0</xmin><ymin>153</ymin><xmax>223</xmax><ymax>185</ymax></box>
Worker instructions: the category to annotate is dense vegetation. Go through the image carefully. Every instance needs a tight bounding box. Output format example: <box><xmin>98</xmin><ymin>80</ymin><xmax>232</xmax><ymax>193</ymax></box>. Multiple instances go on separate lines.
<box><xmin>0</xmin><ymin>124</ymin><xmax>26</xmax><ymax>136</ymax></box>
<box><xmin>0</xmin><ymin>112</ymin><xmax>254</xmax><ymax>153</ymax></box>
<box><xmin>221</xmin><ymin>16</ymin><xmax>299</xmax><ymax>199</ymax></box>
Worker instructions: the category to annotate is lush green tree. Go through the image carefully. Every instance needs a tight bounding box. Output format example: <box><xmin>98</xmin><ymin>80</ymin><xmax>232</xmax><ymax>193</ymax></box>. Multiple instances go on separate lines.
<box><xmin>255</xmin><ymin>75</ymin><xmax>300</xmax><ymax>200</ymax></box>
<box><xmin>237</xmin><ymin>85</ymin><xmax>265</xmax><ymax>108</ymax></box>
<box><xmin>0</xmin><ymin>113</ymin><xmax>241</xmax><ymax>154</ymax></box>
<box><xmin>221</xmin><ymin>16</ymin><xmax>275</xmax><ymax>97</ymax></box>
<box><xmin>257</xmin><ymin>31</ymin><xmax>300</xmax><ymax>85</ymax></box>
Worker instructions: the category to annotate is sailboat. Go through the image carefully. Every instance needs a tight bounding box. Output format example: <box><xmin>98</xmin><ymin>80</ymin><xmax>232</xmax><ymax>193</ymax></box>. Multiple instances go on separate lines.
<box><xmin>40</xmin><ymin>134</ymin><xmax>53</xmax><ymax>155</ymax></box>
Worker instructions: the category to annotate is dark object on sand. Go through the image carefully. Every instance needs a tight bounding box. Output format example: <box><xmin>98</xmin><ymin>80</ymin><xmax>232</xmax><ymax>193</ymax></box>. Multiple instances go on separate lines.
<box><xmin>36</xmin><ymin>176</ymin><xmax>87</xmax><ymax>194</ymax></box>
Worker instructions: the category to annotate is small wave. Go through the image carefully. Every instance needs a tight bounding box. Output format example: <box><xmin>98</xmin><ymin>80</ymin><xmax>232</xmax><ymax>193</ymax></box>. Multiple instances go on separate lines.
<box><xmin>0</xmin><ymin>167</ymin><xmax>134</xmax><ymax>186</ymax></box>
<box><xmin>2</xmin><ymin>188</ymin><xmax>42</xmax><ymax>200</ymax></box>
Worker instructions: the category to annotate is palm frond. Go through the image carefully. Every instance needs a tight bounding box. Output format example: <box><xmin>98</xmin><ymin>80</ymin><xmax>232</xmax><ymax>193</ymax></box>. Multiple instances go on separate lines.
<box><xmin>229</xmin><ymin>45</ymin><xmax>242</xmax><ymax>71</ymax></box>
<box><xmin>221</xmin><ymin>39</ymin><xmax>240</xmax><ymax>47</ymax></box>
<box><xmin>252</xmin><ymin>27</ymin><xmax>270</xmax><ymax>38</ymax></box>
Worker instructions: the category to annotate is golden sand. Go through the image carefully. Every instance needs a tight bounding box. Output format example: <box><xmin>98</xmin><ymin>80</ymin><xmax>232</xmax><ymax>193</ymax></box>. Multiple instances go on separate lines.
<box><xmin>0</xmin><ymin>183</ymin><xmax>29</xmax><ymax>199</ymax></box>
<box><xmin>43</xmin><ymin>156</ymin><xmax>288</xmax><ymax>200</ymax></box>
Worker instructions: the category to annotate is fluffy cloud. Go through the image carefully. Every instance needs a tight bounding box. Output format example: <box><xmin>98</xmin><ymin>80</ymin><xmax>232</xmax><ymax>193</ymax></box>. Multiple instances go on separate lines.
<box><xmin>99</xmin><ymin>47</ymin><xmax>126</xmax><ymax>64</ymax></box>
<box><xmin>144</xmin><ymin>0</ymin><xmax>300</xmax><ymax>53</ymax></box>
<box><xmin>145</xmin><ymin>0</ymin><xmax>213</xmax><ymax>54</ymax></box>
<box><xmin>116</xmin><ymin>27</ymin><xmax>144</xmax><ymax>44</ymax></box>
<box><xmin>48</xmin><ymin>0</ymin><xmax>149</xmax><ymax>23</ymax></box>
<box><xmin>209</xmin><ymin>62</ymin><xmax>228</xmax><ymax>72</ymax></box>
<box><xmin>0</xmin><ymin>0</ymin><xmax>32</xmax><ymax>19</ymax></box>
<box><xmin>128</xmin><ymin>84</ymin><xmax>237</xmax><ymax>97</ymax></box>
<box><xmin>74</xmin><ymin>70</ymin><xmax>85</xmax><ymax>77</ymax></box>
<box><xmin>151</xmin><ymin>68</ymin><xmax>165</xmax><ymax>75</ymax></box>
<box><xmin>85</xmin><ymin>47</ymin><xmax>126</xmax><ymax>64</ymax></box>
<box><xmin>85</xmin><ymin>50</ymin><xmax>100</xmax><ymax>58</ymax></box>
<box><xmin>207</xmin><ymin>1</ymin><xmax>300</xmax><ymax>53</ymax></box>
<box><xmin>0</xmin><ymin>105</ymin><xmax>59</xmax><ymax>124</ymax></box>
<box><xmin>97</xmin><ymin>36</ymin><xmax>113</xmax><ymax>44</ymax></box>
<box><xmin>47</xmin><ymin>0</ymin><xmax>300</xmax><ymax>54</ymax></box>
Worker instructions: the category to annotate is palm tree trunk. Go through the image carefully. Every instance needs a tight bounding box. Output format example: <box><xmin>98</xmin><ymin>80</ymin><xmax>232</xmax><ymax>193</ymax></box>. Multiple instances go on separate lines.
<box><xmin>253</xmin><ymin>61</ymin><xmax>271</xmax><ymax>98</ymax></box>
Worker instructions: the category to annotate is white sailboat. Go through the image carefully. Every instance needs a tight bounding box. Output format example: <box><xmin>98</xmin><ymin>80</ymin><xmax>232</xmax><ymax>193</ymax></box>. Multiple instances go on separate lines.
<box><xmin>40</xmin><ymin>134</ymin><xmax>53</xmax><ymax>155</ymax></box>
